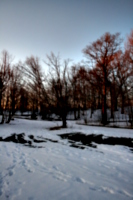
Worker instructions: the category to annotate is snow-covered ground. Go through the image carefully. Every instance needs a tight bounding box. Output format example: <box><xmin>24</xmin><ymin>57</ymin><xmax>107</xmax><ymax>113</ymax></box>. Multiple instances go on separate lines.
<box><xmin>0</xmin><ymin>118</ymin><xmax>133</xmax><ymax>200</ymax></box>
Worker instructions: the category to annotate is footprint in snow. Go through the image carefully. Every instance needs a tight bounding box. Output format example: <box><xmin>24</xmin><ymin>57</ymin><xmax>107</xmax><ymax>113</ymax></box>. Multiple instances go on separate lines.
<box><xmin>8</xmin><ymin>170</ymin><xmax>14</xmax><ymax>176</ymax></box>
<box><xmin>21</xmin><ymin>159</ymin><xmax>34</xmax><ymax>173</ymax></box>
<box><xmin>75</xmin><ymin>177</ymin><xmax>86</xmax><ymax>184</ymax></box>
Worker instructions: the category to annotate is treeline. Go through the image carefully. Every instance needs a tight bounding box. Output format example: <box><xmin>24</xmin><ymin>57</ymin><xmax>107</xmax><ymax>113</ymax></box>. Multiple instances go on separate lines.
<box><xmin>0</xmin><ymin>31</ymin><xmax>133</xmax><ymax>127</ymax></box>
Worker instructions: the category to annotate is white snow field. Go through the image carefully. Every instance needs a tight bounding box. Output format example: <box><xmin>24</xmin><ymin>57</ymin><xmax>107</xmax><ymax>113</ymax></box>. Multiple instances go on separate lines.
<box><xmin>0</xmin><ymin>118</ymin><xmax>133</xmax><ymax>200</ymax></box>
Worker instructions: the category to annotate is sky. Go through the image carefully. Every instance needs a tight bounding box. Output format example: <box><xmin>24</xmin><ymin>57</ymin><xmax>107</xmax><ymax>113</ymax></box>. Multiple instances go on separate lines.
<box><xmin>0</xmin><ymin>0</ymin><xmax>133</xmax><ymax>69</ymax></box>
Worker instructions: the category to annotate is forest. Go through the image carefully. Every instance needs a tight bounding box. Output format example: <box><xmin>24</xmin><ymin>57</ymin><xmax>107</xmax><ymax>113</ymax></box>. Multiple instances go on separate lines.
<box><xmin>0</xmin><ymin>31</ymin><xmax>133</xmax><ymax>127</ymax></box>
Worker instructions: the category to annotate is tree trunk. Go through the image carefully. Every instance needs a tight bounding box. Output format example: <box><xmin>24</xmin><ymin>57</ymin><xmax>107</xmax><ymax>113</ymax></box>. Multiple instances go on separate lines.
<box><xmin>97</xmin><ymin>89</ymin><xmax>101</xmax><ymax>109</ymax></box>
<box><xmin>0</xmin><ymin>94</ymin><xmax>2</xmax><ymax>114</ymax></box>
<box><xmin>121</xmin><ymin>94</ymin><xmax>125</xmax><ymax>114</ymax></box>
<box><xmin>102</xmin><ymin>84</ymin><xmax>107</xmax><ymax>125</ymax></box>
<box><xmin>73</xmin><ymin>99</ymin><xmax>77</xmax><ymax>120</ymax></box>
<box><xmin>90</xmin><ymin>107</ymin><xmax>93</xmax><ymax>118</ymax></box>
<box><xmin>11</xmin><ymin>98</ymin><xmax>15</xmax><ymax>116</ymax></box>
<box><xmin>1</xmin><ymin>114</ymin><xmax>4</xmax><ymax>124</ymax></box>
<box><xmin>78</xmin><ymin>105</ymin><xmax>80</xmax><ymax>119</ymax></box>
<box><xmin>74</xmin><ymin>108</ymin><xmax>77</xmax><ymax>120</ymax></box>
<box><xmin>62</xmin><ymin>115</ymin><xmax>67</xmax><ymax>128</ymax></box>
<box><xmin>114</xmin><ymin>98</ymin><xmax>118</xmax><ymax>111</ymax></box>
<box><xmin>110</xmin><ymin>88</ymin><xmax>114</xmax><ymax>119</ymax></box>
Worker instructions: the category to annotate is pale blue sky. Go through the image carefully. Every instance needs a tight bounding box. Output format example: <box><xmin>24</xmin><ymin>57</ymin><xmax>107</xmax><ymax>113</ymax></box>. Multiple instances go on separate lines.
<box><xmin>0</xmin><ymin>0</ymin><xmax>133</xmax><ymax>68</ymax></box>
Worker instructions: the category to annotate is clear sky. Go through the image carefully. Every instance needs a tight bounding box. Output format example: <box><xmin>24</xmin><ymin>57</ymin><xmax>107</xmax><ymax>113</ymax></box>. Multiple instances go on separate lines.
<box><xmin>0</xmin><ymin>0</ymin><xmax>133</xmax><ymax>68</ymax></box>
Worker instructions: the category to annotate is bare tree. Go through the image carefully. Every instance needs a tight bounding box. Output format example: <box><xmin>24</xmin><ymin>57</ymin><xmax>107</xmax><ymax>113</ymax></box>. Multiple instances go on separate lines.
<box><xmin>45</xmin><ymin>52</ymin><xmax>70</xmax><ymax>127</ymax></box>
<box><xmin>0</xmin><ymin>50</ymin><xmax>12</xmax><ymax>123</ymax></box>
<box><xmin>124</xmin><ymin>30</ymin><xmax>133</xmax><ymax>127</ymax></box>
<box><xmin>125</xmin><ymin>30</ymin><xmax>133</xmax><ymax>65</ymax></box>
<box><xmin>88</xmin><ymin>68</ymin><xmax>102</xmax><ymax>117</ymax></box>
<box><xmin>9</xmin><ymin>65</ymin><xmax>22</xmax><ymax>116</ymax></box>
<box><xmin>83</xmin><ymin>32</ymin><xmax>122</xmax><ymax>125</ymax></box>
<box><xmin>21</xmin><ymin>56</ymin><xmax>47</xmax><ymax>119</ymax></box>
<box><xmin>69</xmin><ymin>65</ymin><xmax>82</xmax><ymax>120</ymax></box>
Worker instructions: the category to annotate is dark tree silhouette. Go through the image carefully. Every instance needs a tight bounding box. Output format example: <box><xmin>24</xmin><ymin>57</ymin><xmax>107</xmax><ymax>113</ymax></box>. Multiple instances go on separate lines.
<box><xmin>9</xmin><ymin>66</ymin><xmax>21</xmax><ymax>116</ymax></box>
<box><xmin>69</xmin><ymin>65</ymin><xmax>81</xmax><ymax>119</ymax></box>
<box><xmin>45</xmin><ymin>52</ymin><xmax>70</xmax><ymax>128</ymax></box>
<box><xmin>0</xmin><ymin>51</ymin><xmax>12</xmax><ymax>123</ymax></box>
<box><xmin>21</xmin><ymin>56</ymin><xmax>47</xmax><ymax>119</ymax></box>
<box><xmin>124</xmin><ymin>30</ymin><xmax>133</xmax><ymax>127</ymax></box>
<box><xmin>83</xmin><ymin>32</ymin><xmax>122</xmax><ymax>125</ymax></box>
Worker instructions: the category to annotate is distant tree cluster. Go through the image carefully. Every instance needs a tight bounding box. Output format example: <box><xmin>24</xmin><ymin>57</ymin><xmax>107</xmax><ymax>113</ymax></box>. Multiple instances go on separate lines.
<box><xmin>0</xmin><ymin>31</ymin><xmax>133</xmax><ymax>127</ymax></box>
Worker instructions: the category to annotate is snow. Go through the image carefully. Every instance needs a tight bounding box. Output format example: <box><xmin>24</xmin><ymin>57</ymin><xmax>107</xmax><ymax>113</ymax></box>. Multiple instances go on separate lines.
<box><xmin>76</xmin><ymin>108</ymin><xmax>132</xmax><ymax>128</ymax></box>
<box><xmin>0</xmin><ymin>118</ymin><xmax>133</xmax><ymax>200</ymax></box>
